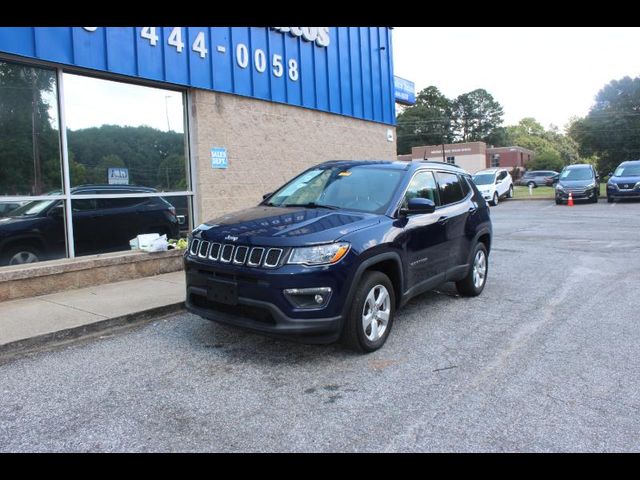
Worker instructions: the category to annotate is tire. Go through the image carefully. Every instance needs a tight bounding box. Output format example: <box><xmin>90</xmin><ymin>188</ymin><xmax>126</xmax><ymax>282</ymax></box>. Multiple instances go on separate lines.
<box><xmin>342</xmin><ymin>271</ymin><xmax>396</xmax><ymax>353</ymax></box>
<box><xmin>456</xmin><ymin>243</ymin><xmax>488</xmax><ymax>297</ymax></box>
<box><xmin>4</xmin><ymin>245</ymin><xmax>42</xmax><ymax>266</ymax></box>
<box><xmin>507</xmin><ymin>185</ymin><xmax>514</xmax><ymax>199</ymax></box>
<box><xmin>607</xmin><ymin>196</ymin><xmax>614</xmax><ymax>203</ymax></box>
<box><xmin>555</xmin><ymin>198</ymin><xmax>562</xmax><ymax>205</ymax></box>
<box><xmin>490</xmin><ymin>192</ymin><xmax>499</xmax><ymax>206</ymax></box>
<box><xmin>591</xmin><ymin>194</ymin><xmax>598</xmax><ymax>203</ymax></box>
<box><xmin>527</xmin><ymin>181</ymin><xmax>536</xmax><ymax>188</ymax></box>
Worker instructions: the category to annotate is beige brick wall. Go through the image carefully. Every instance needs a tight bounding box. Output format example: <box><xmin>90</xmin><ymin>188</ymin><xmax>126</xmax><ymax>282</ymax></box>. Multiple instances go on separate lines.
<box><xmin>190</xmin><ymin>90</ymin><xmax>397</xmax><ymax>224</ymax></box>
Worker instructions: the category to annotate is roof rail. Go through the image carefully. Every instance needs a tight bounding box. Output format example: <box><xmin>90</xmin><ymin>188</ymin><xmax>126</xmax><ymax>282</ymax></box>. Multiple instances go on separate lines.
<box><xmin>419</xmin><ymin>160</ymin><xmax>464</xmax><ymax>169</ymax></box>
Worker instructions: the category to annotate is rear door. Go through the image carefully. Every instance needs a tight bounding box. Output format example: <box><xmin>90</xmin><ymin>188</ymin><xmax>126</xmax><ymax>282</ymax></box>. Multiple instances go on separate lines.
<box><xmin>434</xmin><ymin>171</ymin><xmax>473</xmax><ymax>273</ymax></box>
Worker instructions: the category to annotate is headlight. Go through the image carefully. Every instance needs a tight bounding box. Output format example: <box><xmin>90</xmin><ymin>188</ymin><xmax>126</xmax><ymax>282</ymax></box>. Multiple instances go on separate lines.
<box><xmin>556</xmin><ymin>184</ymin><xmax>565</xmax><ymax>191</ymax></box>
<box><xmin>586</xmin><ymin>182</ymin><xmax>596</xmax><ymax>189</ymax></box>
<box><xmin>288</xmin><ymin>242</ymin><xmax>350</xmax><ymax>266</ymax></box>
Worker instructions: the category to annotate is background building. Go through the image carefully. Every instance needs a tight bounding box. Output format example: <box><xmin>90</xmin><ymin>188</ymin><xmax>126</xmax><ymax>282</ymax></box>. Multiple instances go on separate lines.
<box><xmin>0</xmin><ymin>27</ymin><xmax>398</xmax><ymax>271</ymax></box>
<box><xmin>403</xmin><ymin>142</ymin><xmax>535</xmax><ymax>176</ymax></box>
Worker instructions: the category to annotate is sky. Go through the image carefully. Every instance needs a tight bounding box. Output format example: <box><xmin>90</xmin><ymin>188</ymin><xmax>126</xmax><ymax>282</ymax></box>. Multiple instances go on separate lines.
<box><xmin>392</xmin><ymin>27</ymin><xmax>640</xmax><ymax>132</ymax></box>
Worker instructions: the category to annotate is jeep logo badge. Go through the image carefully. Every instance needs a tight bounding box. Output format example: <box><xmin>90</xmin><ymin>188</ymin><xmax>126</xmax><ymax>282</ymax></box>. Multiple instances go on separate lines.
<box><xmin>225</xmin><ymin>235</ymin><xmax>238</xmax><ymax>242</ymax></box>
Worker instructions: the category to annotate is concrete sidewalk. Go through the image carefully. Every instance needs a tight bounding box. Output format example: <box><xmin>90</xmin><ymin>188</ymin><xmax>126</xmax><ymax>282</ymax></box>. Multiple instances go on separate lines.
<box><xmin>0</xmin><ymin>271</ymin><xmax>185</xmax><ymax>357</ymax></box>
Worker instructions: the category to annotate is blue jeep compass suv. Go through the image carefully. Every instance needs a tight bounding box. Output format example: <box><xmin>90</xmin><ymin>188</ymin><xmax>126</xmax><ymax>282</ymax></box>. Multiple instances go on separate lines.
<box><xmin>184</xmin><ymin>160</ymin><xmax>492</xmax><ymax>352</ymax></box>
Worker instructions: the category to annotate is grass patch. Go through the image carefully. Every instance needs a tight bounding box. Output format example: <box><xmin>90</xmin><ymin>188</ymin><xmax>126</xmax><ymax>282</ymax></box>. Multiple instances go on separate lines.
<box><xmin>513</xmin><ymin>184</ymin><xmax>607</xmax><ymax>199</ymax></box>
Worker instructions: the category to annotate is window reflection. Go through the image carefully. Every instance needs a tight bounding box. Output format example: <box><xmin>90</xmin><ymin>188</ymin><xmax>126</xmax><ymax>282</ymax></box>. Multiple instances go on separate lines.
<box><xmin>0</xmin><ymin>61</ymin><xmax>62</xmax><ymax>196</ymax></box>
<box><xmin>72</xmin><ymin>193</ymin><xmax>190</xmax><ymax>257</ymax></box>
<box><xmin>0</xmin><ymin>197</ymin><xmax>68</xmax><ymax>265</ymax></box>
<box><xmin>63</xmin><ymin>73</ymin><xmax>188</xmax><ymax>191</ymax></box>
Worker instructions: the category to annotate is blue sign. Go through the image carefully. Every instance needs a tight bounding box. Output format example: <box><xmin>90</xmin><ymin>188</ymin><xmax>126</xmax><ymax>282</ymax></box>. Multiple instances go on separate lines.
<box><xmin>0</xmin><ymin>27</ymin><xmax>396</xmax><ymax>125</ymax></box>
<box><xmin>108</xmin><ymin>167</ymin><xmax>129</xmax><ymax>185</ymax></box>
<box><xmin>394</xmin><ymin>76</ymin><xmax>416</xmax><ymax>105</ymax></box>
<box><xmin>211</xmin><ymin>147</ymin><xmax>228</xmax><ymax>169</ymax></box>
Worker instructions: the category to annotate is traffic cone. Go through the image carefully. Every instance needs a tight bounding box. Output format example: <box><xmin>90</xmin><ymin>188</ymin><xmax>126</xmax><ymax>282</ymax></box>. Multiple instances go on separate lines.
<box><xmin>568</xmin><ymin>192</ymin><xmax>574</xmax><ymax>207</ymax></box>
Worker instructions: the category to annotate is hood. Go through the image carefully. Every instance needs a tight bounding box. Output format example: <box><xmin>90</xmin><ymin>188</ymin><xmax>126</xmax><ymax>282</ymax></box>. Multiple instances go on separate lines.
<box><xmin>558</xmin><ymin>179</ymin><xmax>595</xmax><ymax>188</ymax></box>
<box><xmin>0</xmin><ymin>215</ymin><xmax>44</xmax><ymax>234</ymax></box>
<box><xmin>194</xmin><ymin>206</ymin><xmax>381</xmax><ymax>247</ymax></box>
<box><xmin>610</xmin><ymin>175</ymin><xmax>640</xmax><ymax>186</ymax></box>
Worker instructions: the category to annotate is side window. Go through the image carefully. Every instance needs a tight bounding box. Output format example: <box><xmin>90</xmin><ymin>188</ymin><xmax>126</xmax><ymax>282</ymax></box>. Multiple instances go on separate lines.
<box><xmin>403</xmin><ymin>171</ymin><xmax>440</xmax><ymax>208</ymax></box>
<box><xmin>498</xmin><ymin>171</ymin><xmax>507</xmax><ymax>181</ymax></box>
<box><xmin>72</xmin><ymin>199</ymin><xmax>96</xmax><ymax>211</ymax></box>
<box><xmin>435</xmin><ymin>172</ymin><xmax>465</xmax><ymax>206</ymax></box>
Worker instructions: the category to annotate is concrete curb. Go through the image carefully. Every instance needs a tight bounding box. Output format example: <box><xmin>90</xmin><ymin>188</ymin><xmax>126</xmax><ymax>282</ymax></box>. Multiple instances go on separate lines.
<box><xmin>0</xmin><ymin>302</ymin><xmax>185</xmax><ymax>361</ymax></box>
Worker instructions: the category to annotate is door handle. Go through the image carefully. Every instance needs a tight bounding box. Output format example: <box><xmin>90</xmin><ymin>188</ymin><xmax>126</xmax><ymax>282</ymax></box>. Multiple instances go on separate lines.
<box><xmin>437</xmin><ymin>216</ymin><xmax>448</xmax><ymax>225</ymax></box>
<box><xmin>468</xmin><ymin>206</ymin><xmax>477</xmax><ymax>214</ymax></box>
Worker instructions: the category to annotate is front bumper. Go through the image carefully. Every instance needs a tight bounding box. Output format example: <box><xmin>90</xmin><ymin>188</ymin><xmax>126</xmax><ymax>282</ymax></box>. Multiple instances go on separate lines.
<box><xmin>607</xmin><ymin>185</ymin><xmax>640</xmax><ymax>199</ymax></box>
<box><xmin>555</xmin><ymin>188</ymin><xmax>598</xmax><ymax>202</ymax></box>
<box><xmin>183</xmin><ymin>254</ymin><xmax>354</xmax><ymax>342</ymax></box>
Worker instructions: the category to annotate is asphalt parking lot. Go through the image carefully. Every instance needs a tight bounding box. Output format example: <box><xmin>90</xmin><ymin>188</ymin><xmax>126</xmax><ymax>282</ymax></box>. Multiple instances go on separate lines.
<box><xmin>1</xmin><ymin>199</ymin><xmax>640</xmax><ymax>452</ymax></box>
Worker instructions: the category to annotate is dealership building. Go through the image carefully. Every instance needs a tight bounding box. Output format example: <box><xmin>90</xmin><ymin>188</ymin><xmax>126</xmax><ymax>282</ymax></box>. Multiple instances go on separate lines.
<box><xmin>0</xmin><ymin>27</ymin><xmax>403</xmax><ymax>298</ymax></box>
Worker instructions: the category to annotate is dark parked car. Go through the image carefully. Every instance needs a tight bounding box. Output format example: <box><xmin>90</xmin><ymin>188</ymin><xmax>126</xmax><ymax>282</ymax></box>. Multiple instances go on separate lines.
<box><xmin>184</xmin><ymin>160</ymin><xmax>492</xmax><ymax>353</ymax></box>
<box><xmin>0</xmin><ymin>185</ymin><xmax>180</xmax><ymax>266</ymax></box>
<box><xmin>555</xmin><ymin>164</ymin><xmax>600</xmax><ymax>204</ymax></box>
<box><xmin>518</xmin><ymin>170</ymin><xmax>559</xmax><ymax>187</ymax></box>
<box><xmin>607</xmin><ymin>160</ymin><xmax>640</xmax><ymax>203</ymax></box>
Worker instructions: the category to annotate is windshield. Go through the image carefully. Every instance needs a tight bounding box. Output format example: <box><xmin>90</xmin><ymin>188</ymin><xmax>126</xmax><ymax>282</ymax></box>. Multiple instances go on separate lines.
<box><xmin>472</xmin><ymin>173</ymin><xmax>496</xmax><ymax>185</ymax></box>
<box><xmin>614</xmin><ymin>164</ymin><xmax>640</xmax><ymax>177</ymax></box>
<box><xmin>8</xmin><ymin>199</ymin><xmax>58</xmax><ymax>216</ymax></box>
<box><xmin>560</xmin><ymin>168</ymin><xmax>593</xmax><ymax>181</ymax></box>
<box><xmin>266</xmin><ymin>165</ymin><xmax>405</xmax><ymax>214</ymax></box>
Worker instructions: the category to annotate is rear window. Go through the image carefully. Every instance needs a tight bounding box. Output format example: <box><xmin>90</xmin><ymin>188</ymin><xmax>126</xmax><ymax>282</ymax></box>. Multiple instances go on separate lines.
<box><xmin>435</xmin><ymin>172</ymin><xmax>465</xmax><ymax>205</ymax></box>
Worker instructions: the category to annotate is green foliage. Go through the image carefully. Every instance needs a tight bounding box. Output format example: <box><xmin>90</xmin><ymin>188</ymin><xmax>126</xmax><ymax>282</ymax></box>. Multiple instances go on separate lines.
<box><xmin>502</xmin><ymin>117</ymin><xmax>580</xmax><ymax>169</ymax></box>
<box><xmin>568</xmin><ymin>76</ymin><xmax>640</xmax><ymax>175</ymax></box>
<box><xmin>451</xmin><ymin>89</ymin><xmax>504</xmax><ymax>142</ymax></box>
<box><xmin>396</xmin><ymin>86</ymin><xmax>452</xmax><ymax>155</ymax></box>
<box><xmin>527</xmin><ymin>148</ymin><xmax>564</xmax><ymax>171</ymax></box>
<box><xmin>396</xmin><ymin>86</ymin><xmax>505</xmax><ymax>154</ymax></box>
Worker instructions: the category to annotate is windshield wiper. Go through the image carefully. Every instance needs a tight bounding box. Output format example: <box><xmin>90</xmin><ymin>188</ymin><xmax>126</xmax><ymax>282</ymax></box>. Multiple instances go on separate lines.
<box><xmin>281</xmin><ymin>202</ymin><xmax>340</xmax><ymax>210</ymax></box>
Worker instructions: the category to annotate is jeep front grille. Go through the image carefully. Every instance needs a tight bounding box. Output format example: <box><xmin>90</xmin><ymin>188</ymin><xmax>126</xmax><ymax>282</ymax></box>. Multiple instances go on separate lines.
<box><xmin>190</xmin><ymin>241</ymin><xmax>283</xmax><ymax>268</ymax></box>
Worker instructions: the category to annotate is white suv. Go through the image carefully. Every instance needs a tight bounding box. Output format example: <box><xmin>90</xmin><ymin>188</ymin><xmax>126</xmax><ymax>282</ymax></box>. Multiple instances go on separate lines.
<box><xmin>472</xmin><ymin>168</ymin><xmax>514</xmax><ymax>206</ymax></box>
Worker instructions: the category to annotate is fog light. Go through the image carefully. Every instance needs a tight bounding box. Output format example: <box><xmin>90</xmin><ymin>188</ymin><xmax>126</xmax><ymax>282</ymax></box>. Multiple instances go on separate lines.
<box><xmin>283</xmin><ymin>287</ymin><xmax>332</xmax><ymax>309</ymax></box>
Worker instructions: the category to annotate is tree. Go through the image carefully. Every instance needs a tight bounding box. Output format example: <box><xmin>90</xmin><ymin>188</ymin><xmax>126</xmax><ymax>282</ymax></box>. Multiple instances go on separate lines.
<box><xmin>396</xmin><ymin>86</ymin><xmax>453</xmax><ymax>155</ymax></box>
<box><xmin>451</xmin><ymin>89</ymin><xmax>504</xmax><ymax>143</ymax></box>
<box><xmin>568</xmin><ymin>76</ymin><xmax>640</xmax><ymax>174</ymax></box>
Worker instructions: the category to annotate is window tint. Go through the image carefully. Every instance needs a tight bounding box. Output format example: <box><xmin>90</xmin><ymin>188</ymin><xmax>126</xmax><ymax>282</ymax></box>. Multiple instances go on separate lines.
<box><xmin>403</xmin><ymin>171</ymin><xmax>440</xmax><ymax>207</ymax></box>
<box><xmin>96</xmin><ymin>197</ymin><xmax>144</xmax><ymax>209</ymax></box>
<box><xmin>435</xmin><ymin>172</ymin><xmax>465</xmax><ymax>205</ymax></box>
<box><xmin>498</xmin><ymin>171</ymin><xmax>507</xmax><ymax>180</ymax></box>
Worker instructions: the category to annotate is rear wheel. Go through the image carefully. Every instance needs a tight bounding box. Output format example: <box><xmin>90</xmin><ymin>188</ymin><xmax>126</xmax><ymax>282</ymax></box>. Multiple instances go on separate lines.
<box><xmin>527</xmin><ymin>181</ymin><xmax>536</xmax><ymax>188</ymax></box>
<box><xmin>456</xmin><ymin>243</ymin><xmax>488</xmax><ymax>297</ymax></box>
<box><xmin>342</xmin><ymin>271</ymin><xmax>395</xmax><ymax>353</ymax></box>
<box><xmin>507</xmin><ymin>185</ymin><xmax>514</xmax><ymax>199</ymax></box>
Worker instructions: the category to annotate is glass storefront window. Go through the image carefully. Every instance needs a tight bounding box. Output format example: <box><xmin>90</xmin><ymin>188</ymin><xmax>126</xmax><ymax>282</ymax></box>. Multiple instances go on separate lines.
<box><xmin>71</xmin><ymin>194</ymin><xmax>190</xmax><ymax>257</ymax></box>
<box><xmin>1</xmin><ymin>59</ymin><xmax>192</xmax><ymax>267</ymax></box>
<box><xmin>0</xmin><ymin>61</ymin><xmax>62</xmax><ymax>196</ymax></box>
<box><xmin>63</xmin><ymin>73</ymin><xmax>189</xmax><ymax>192</ymax></box>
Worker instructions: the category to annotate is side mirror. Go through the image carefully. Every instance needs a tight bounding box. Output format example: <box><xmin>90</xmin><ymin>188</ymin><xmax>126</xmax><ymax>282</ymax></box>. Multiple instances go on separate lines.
<box><xmin>608</xmin><ymin>172</ymin><xmax>613</xmax><ymax>177</ymax></box>
<box><xmin>401</xmin><ymin>198</ymin><xmax>436</xmax><ymax>215</ymax></box>
<box><xmin>262</xmin><ymin>192</ymin><xmax>272</xmax><ymax>200</ymax></box>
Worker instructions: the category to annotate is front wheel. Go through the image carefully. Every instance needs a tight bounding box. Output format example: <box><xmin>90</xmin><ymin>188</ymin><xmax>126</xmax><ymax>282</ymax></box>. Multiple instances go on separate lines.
<box><xmin>456</xmin><ymin>243</ymin><xmax>488</xmax><ymax>297</ymax></box>
<box><xmin>527</xmin><ymin>181</ymin><xmax>536</xmax><ymax>188</ymax></box>
<box><xmin>4</xmin><ymin>245</ymin><xmax>42</xmax><ymax>266</ymax></box>
<box><xmin>490</xmin><ymin>192</ymin><xmax>499</xmax><ymax>206</ymax></box>
<box><xmin>342</xmin><ymin>271</ymin><xmax>396</xmax><ymax>353</ymax></box>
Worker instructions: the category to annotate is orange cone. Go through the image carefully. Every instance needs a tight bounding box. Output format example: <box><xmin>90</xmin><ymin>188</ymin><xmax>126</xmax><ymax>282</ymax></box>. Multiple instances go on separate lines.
<box><xmin>568</xmin><ymin>192</ymin><xmax>574</xmax><ymax>207</ymax></box>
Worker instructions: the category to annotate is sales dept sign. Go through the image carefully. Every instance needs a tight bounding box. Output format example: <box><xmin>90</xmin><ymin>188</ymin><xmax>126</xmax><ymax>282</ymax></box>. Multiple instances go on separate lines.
<box><xmin>211</xmin><ymin>147</ymin><xmax>228</xmax><ymax>169</ymax></box>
